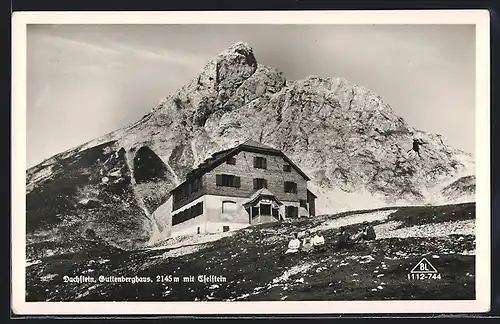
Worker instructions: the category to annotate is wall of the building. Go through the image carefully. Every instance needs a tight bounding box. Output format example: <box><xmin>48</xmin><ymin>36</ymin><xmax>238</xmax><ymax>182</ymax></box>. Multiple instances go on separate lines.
<box><xmin>204</xmin><ymin>150</ymin><xmax>308</xmax><ymax>202</ymax></box>
<box><xmin>205</xmin><ymin>195</ymin><xmax>250</xmax><ymax>224</ymax></box>
<box><xmin>205</xmin><ymin>222</ymin><xmax>250</xmax><ymax>234</ymax></box>
<box><xmin>299</xmin><ymin>206</ymin><xmax>309</xmax><ymax>217</ymax></box>
<box><xmin>170</xmin><ymin>196</ymin><xmax>206</xmax><ymax>238</ymax></box>
<box><xmin>170</xmin><ymin>194</ymin><xmax>254</xmax><ymax>237</ymax></box>
<box><xmin>169</xmin><ymin>195</ymin><xmax>308</xmax><ymax>237</ymax></box>
<box><xmin>255</xmin><ymin>215</ymin><xmax>277</xmax><ymax>224</ymax></box>
<box><xmin>307</xmin><ymin>190</ymin><xmax>316</xmax><ymax>217</ymax></box>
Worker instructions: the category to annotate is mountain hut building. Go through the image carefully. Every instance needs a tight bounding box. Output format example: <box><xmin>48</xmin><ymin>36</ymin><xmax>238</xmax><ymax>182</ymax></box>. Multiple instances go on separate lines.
<box><xmin>161</xmin><ymin>140</ymin><xmax>317</xmax><ymax>238</ymax></box>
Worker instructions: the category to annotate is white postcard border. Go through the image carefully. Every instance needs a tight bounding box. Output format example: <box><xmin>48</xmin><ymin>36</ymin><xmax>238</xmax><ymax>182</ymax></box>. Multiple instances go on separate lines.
<box><xmin>11</xmin><ymin>9</ymin><xmax>491</xmax><ymax>315</ymax></box>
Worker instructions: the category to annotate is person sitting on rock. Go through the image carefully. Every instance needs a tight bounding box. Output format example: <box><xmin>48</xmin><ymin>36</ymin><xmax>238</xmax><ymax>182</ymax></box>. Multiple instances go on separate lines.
<box><xmin>285</xmin><ymin>232</ymin><xmax>301</xmax><ymax>254</ymax></box>
<box><xmin>335</xmin><ymin>226</ymin><xmax>351</xmax><ymax>251</ymax></box>
<box><xmin>350</xmin><ymin>229</ymin><xmax>364</xmax><ymax>243</ymax></box>
<box><xmin>312</xmin><ymin>231</ymin><xmax>326</xmax><ymax>252</ymax></box>
<box><xmin>301</xmin><ymin>231</ymin><xmax>314</xmax><ymax>253</ymax></box>
<box><xmin>362</xmin><ymin>221</ymin><xmax>376</xmax><ymax>241</ymax></box>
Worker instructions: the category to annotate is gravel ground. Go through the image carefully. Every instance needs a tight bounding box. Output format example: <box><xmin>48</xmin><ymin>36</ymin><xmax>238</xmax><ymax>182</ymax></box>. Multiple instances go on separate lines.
<box><xmin>376</xmin><ymin>220</ymin><xmax>475</xmax><ymax>239</ymax></box>
<box><xmin>147</xmin><ymin>231</ymin><xmax>238</xmax><ymax>251</ymax></box>
<box><xmin>313</xmin><ymin>210</ymin><xmax>395</xmax><ymax>233</ymax></box>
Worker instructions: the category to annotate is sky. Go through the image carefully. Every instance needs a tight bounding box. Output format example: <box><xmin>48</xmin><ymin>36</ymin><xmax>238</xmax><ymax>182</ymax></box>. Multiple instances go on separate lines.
<box><xmin>26</xmin><ymin>24</ymin><xmax>476</xmax><ymax>168</ymax></box>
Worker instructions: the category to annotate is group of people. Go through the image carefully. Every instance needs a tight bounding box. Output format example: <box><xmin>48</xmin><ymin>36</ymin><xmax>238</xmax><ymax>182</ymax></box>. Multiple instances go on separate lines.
<box><xmin>284</xmin><ymin>221</ymin><xmax>376</xmax><ymax>255</ymax></box>
<box><xmin>285</xmin><ymin>230</ymin><xmax>326</xmax><ymax>254</ymax></box>
<box><xmin>335</xmin><ymin>221</ymin><xmax>376</xmax><ymax>250</ymax></box>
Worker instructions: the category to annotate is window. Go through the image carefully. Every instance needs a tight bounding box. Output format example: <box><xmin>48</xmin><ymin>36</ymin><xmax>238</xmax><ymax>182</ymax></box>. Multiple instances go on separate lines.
<box><xmin>260</xmin><ymin>204</ymin><xmax>271</xmax><ymax>215</ymax></box>
<box><xmin>195</xmin><ymin>202</ymin><xmax>203</xmax><ymax>215</ymax></box>
<box><xmin>285</xmin><ymin>206</ymin><xmax>298</xmax><ymax>218</ymax></box>
<box><xmin>223</xmin><ymin>226</ymin><xmax>230</xmax><ymax>232</ymax></box>
<box><xmin>173</xmin><ymin>177</ymin><xmax>202</xmax><ymax>205</ymax></box>
<box><xmin>284</xmin><ymin>181</ymin><xmax>297</xmax><ymax>193</ymax></box>
<box><xmin>172</xmin><ymin>201</ymin><xmax>204</xmax><ymax>226</ymax></box>
<box><xmin>226</xmin><ymin>157</ymin><xmax>236</xmax><ymax>165</ymax></box>
<box><xmin>283</xmin><ymin>164</ymin><xmax>292</xmax><ymax>172</ymax></box>
<box><xmin>216</xmin><ymin>174</ymin><xmax>241</xmax><ymax>188</ymax></box>
<box><xmin>300</xmin><ymin>199</ymin><xmax>308</xmax><ymax>209</ymax></box>
<box><xmin>221</xmin><ymin>174</ymin><xmax>233</xmax><ymax>187</ymax></box>
<box><xmin>253</xmin><ymin>156</ymin><xmax>267</xmax><ymax>169</ymax></box>
<box><xmin>253</xmin><ymin>178</ymin><xmax>268</xmax><ymax>189</ymax></box>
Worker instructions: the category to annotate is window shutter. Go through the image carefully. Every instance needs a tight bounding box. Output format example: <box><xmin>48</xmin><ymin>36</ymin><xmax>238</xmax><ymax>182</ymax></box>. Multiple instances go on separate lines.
<box><xmin>294</xmin><ymin>206</ymin><xmax>298</xmax><ymax>217</ymax></box>
<box><xmin>253</xmin><ymin>157</ymin><xmax>258</xmax><ymax>168</ymax></box>
<box><xmin>263</xmin><ymin>158</ymin><xmax>267</xmax><ymax>169</ymax></box>
<box><xmin>234</xmin><ymin>176</ymin><xmax>241</xmax><ymax>188</ymax></box>
<box><xmin>253</xmin><ymin>178</ymin><xmax>258</xmax><ymax>189</ymax></box>
<box><xmin>264</xmin><ymin>179</ymin><xmax>268</xmax><ymax>188</ymax></box>
<box><xmin>216</xmin><ymin>174</ymin><xmax>222</xmax><ymax>186</ymax></box>
<box><xmin>284</xmin><ymin>182</ymin><xmax>287</xmax><ymax>193</ymax></box>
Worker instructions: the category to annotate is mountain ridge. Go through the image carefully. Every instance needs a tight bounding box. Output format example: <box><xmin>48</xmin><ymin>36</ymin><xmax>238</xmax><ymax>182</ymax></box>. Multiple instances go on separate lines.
<box><xmin>25</xmin><ymin>41</ymin><xmax>475</xmax><ymax>257</ymax></box>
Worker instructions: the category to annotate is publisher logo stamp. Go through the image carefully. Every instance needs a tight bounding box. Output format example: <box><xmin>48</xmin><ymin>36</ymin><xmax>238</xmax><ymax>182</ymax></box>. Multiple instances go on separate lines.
<box><xmin>407</xmin><ymin>257</ymin><xmax>442</xmax><ymax>280</ymax></box>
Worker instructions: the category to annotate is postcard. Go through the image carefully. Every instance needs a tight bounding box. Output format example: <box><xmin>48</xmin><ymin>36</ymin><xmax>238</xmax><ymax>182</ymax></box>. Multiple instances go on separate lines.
<box><xmin>11</xmin><ymin>9</ymin><xmax>491</xmax><ymax>315</ymax></box>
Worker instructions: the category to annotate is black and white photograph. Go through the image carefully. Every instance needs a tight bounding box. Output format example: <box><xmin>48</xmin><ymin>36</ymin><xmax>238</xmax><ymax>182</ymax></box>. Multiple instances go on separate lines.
<box><xmin>12</xmin><ymin>10</ymin><xmax>490</xmax><ymax>315</ymax></box>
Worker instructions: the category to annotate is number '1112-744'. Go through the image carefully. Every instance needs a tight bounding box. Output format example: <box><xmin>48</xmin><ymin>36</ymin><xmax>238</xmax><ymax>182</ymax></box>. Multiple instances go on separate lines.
<box><xmin>407</xmin><ymin>273</ymin><xmax>442</xmax><ymax>280</ymax></box>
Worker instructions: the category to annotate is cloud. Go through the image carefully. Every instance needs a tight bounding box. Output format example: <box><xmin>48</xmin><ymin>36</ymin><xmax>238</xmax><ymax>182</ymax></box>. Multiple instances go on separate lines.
<box><xmin>32</xmin><ymin>32</ymin><xmax>209</xmax><ymax>72</ymax></box>
<box><xmin>109</xmin><ymin>42</ymin><xmax>209</xmax><ymax>67</ymax></box>
<box><xmin>34</xmin><ymin>84</ymin><xmax>50</xmax><ymax>108</ymax></box>
<box><xmin>37</xmin><ymin>34</ymin><xmax>120</xmax><ymax>56</ymax></box>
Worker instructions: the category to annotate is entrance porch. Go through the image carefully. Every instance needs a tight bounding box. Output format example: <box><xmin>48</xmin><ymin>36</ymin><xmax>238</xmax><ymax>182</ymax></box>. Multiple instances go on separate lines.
<box><xmin>242</xmin><ymin>188</ymin><xmax>284</xmax><ymax>225</ymax></box>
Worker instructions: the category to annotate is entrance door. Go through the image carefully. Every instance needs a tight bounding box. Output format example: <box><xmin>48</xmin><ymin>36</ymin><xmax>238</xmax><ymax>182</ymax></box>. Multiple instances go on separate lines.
<box><xmin>260</xmin><ymin>204</ymin><xmax>271</xmax><ymax>215</ymax></box>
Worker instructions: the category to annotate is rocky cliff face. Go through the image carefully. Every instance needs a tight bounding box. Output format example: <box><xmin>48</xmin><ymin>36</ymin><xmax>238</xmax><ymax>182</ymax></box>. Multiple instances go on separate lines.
<box><xmin>26</xmin><ymin>42</ymin><xmax>475</xmax><ymax>257</ymax></box>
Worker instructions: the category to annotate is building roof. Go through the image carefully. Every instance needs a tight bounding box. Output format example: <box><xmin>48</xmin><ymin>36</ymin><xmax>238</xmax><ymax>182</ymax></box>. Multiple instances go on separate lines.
<box><xmin>242</xmin><ymin>188</ymin><xmax>283</xmax><ymax>206</ymax></box>
<box><xmin>307</xmin><ymin>189</ymin><xmax>318</xmax><ymax>198</ymax></box>
<box><xmin>172</xmin><ymin>140</ymin><xmax>311</xmax><ymax>193</ymax></box>
<box><xmin>240</xmin><ymin>139</ymin><xmax>277</xmax><ymax>150</ymax></box>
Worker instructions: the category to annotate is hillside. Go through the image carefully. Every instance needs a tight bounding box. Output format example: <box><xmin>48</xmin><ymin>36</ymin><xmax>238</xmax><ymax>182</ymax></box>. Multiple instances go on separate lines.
<box><xmin>26</xmin><ymin>202</ymin><xmax>475</xmax><ymax>301</ymax></box>
<box><xmin>26</xmin><ymin>41</ymin><xmax>475</xmax><ymax>258</ymax></box>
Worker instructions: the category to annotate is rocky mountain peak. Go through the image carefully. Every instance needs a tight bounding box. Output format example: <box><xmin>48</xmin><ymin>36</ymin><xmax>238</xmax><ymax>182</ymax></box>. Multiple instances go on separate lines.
<box><xmin>223</xmin><ymin>41</ymin><xmax>257</xmax><ymax>63</ymax></box>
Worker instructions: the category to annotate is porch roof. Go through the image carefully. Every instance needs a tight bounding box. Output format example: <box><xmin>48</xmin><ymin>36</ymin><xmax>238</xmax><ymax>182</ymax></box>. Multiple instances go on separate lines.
<box><xmin>242</xmin><ymin>188</ymin><xmax>283</xmax><ymax>206</ymax></box>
